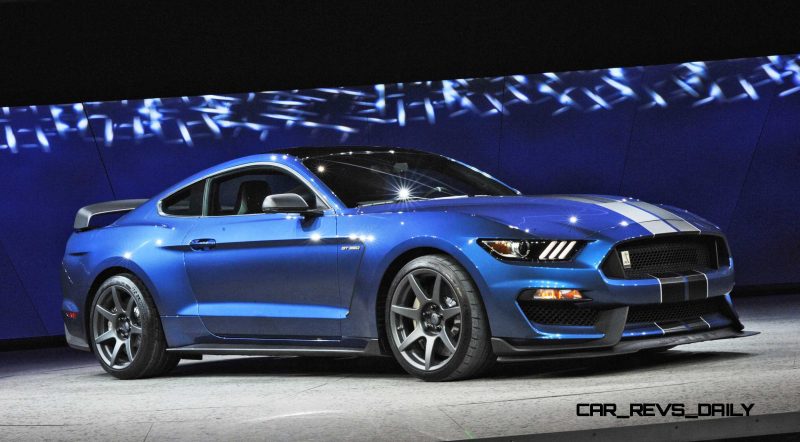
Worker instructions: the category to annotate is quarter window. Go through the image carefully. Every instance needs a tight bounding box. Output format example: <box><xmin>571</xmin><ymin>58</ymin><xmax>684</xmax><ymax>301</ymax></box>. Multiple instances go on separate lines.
<box><xmin>161</xmin><ymin>181</ymin><xmax>205</xmax><ymax>216</ymax></box>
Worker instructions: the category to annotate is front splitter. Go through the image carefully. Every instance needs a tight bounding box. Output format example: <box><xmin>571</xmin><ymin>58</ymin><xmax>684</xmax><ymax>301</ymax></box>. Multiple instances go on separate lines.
<box><xmin>493</xmin><ymin>327</ymin><xmax>759</xmax><ymax>362</ymax></box>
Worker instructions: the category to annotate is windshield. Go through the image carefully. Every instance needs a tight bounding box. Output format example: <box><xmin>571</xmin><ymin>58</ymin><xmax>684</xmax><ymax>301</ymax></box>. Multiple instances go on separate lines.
<box><xmin>302</xmin><ymin>151</ymin><xmax>517</xmax><ymax>207</ymax></box>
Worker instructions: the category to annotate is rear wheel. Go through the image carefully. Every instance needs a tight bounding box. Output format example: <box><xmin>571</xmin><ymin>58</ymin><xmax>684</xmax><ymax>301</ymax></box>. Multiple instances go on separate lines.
<box><xmin>90</xmin><ymin>274</ymin><xmax>179</xmax><ymax>379</ymax></box>
<box><xmin>385</xmin><ymin>255</ymin><xmax>494</xmax><ymax>381</ymax></box>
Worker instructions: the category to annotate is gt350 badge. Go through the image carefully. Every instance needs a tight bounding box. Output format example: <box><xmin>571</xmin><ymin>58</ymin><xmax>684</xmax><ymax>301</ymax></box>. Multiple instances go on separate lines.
<box><xmin>341</xmin><ymin>245</ymin><xmax>362</xmax><ymax>251</ymax></box>
<box><xmin>620</xmin><ymin>250</ymin><xmax>632</xmax><ymax>268</ymax></box>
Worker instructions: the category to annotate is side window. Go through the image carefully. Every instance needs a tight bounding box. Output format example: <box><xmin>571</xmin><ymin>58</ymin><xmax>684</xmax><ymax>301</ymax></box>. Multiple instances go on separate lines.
<box><xmin>208</xmin><ymin>167</ymin><xmax>317</xmax><ymax>216</ymax></box>
<box><xmin>161</xmin><ymin>181</ymin><xmax>205</xmax><ymax>216</ymax></box>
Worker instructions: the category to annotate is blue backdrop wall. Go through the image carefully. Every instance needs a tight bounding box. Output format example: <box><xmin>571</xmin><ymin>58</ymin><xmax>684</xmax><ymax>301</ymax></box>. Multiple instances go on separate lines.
<box><xmin>1</xmin><ymin>55</ymin><xmax>799</xmax><ymax>340</ymax></box>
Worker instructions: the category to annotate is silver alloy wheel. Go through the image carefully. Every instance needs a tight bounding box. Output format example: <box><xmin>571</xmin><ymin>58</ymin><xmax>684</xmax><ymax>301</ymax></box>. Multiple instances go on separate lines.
<box><xmin>389</xmin><ymin>269</ymin><xmax>462</xmax><ymax>371</ymax></box>
<box><xmin>91</xmin><ymin>285</ymin><xmax>142</xmax><ymax>370</ymax></box>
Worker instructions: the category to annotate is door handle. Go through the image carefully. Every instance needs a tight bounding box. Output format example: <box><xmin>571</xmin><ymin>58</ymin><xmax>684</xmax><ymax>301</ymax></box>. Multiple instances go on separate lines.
<box><xmin>189</xmin><ymin>238</ymin><xmax>217</xmax><ymax>251</ymax></box>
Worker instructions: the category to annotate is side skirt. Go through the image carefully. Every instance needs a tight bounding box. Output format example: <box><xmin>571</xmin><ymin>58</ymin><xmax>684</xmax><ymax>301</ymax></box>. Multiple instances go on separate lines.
<box><xmin>166</xmin><ymin>338</ymin><xmax>384</xmax><ymax>357</ymax></box>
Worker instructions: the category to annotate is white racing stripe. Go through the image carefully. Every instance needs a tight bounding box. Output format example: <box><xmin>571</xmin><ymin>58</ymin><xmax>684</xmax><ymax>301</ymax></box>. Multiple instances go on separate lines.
<box><xmin>699</xmin><ymin>270</ymin><xmax>709</xmax><ymax>298</ymax></box>
<box><xmin>553</xmin><ymin>195</ymin><xmax>700</xmax><ymax>235</ymax></box>
<box><xmin>596</xmin><ymin>201</ymin><xmax>677</xmax><ymax>235</ymax></box>
<box><xmin>627</xmin><ymin>201</ymin><xmax>701</xmax><ymax>233</ymax></box>
<box><xmin>652</xmin><ymin>275</ymin><xmax>663</xmax><ymax>303</ymax></box>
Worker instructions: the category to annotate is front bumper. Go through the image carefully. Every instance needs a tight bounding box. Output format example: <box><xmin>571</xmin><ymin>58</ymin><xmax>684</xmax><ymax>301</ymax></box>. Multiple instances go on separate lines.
<box><xmin>472</xmin><ymin>231</ymin><xmax>738</xmax><ymax>341</ymax></box>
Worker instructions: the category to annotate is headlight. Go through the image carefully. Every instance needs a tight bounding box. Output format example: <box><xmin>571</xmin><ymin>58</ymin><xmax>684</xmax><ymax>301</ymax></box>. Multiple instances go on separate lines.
<box><xmin>478</xmin><ymin>239</ymin><xmax>586</xmax><ymax>262</ymax></box>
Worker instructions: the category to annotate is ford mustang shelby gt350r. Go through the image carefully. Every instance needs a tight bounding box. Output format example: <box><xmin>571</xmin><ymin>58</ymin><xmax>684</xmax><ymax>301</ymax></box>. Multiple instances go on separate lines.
<box><xmin>62</xmin><ymin>146</ymin><xmax>756</xmax><ymax>381</ymax></box>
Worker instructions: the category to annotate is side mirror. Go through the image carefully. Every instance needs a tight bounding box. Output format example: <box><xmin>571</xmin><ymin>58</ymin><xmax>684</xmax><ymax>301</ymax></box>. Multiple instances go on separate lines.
<box><xmin>262</xmin><ymin>193</ymin><xmax>323</xmax><ymax>217</ymax></box>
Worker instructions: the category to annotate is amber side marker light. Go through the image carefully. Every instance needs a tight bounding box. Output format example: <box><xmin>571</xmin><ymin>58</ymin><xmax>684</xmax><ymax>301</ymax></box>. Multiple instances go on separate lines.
<box><xmin>533</xmin><ymin>289</ymin><xmax>584</xmax><ymax>301</ymax></box>
<box><xmin>64</xmin><ymin>311</ymin><xmax>78</xmax><ymax>319</ymax></box>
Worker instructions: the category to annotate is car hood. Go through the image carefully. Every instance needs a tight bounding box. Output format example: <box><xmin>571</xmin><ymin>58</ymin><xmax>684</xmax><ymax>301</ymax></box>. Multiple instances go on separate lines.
<box><xmin>356</xmin><ymin>195</ymin><xmax>714</xmax><ymax>240</ymax></box>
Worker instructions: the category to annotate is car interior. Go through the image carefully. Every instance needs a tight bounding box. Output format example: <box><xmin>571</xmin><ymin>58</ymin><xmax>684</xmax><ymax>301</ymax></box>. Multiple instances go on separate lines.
<box><xmin>210</xmin><ymin>168</ymin><xmax>317</xmax><ymax>216</ymax></box>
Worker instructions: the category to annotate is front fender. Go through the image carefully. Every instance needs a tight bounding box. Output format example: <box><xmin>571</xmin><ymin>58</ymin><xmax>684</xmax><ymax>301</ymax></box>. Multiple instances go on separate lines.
<box><xmin>339</xmin><ymin>211</ymin><xmax>506</xmax><ymax>339</ymax></box>
<box><xmin>378</xmin><ymin>235</ymin><xmax>493</xmax><ymax>302</ymax></box>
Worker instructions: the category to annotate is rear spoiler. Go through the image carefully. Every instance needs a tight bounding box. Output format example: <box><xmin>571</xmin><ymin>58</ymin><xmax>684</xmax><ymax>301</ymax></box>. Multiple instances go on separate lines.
<box><xmin>74</xmin><ymin>199</ymin><xmax>148</xmax><ymax>231</ymax></box>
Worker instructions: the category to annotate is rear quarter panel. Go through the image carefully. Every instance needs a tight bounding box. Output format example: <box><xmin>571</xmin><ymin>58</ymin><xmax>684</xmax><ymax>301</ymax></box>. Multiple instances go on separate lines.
<box><xmin>62</xmin><ymin>207</ymin><xmax>200</xmax><ymax>345</ymax></box>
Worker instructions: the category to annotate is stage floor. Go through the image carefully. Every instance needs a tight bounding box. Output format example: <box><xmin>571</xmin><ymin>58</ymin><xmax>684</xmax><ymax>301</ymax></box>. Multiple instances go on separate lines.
<box><xmin>1</xmin><ymin>294</ymin><xmax>798</xmax><ymax>441</ymax></box>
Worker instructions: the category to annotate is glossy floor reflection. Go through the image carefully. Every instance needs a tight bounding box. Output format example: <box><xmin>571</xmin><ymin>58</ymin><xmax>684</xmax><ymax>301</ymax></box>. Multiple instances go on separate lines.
<box><xmin>0</xmin><ymin>294</ymin><xmax>798</xmax><ymax>441</ymax></box>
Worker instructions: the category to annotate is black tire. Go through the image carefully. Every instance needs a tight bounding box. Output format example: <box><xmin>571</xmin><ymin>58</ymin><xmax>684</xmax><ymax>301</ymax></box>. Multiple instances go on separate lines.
<box><xmin>89</xmin><ymin>273</ymin><xmax>179</xmax><ymax>379</ymax></box>
<box><xmin>384</xmin><ymin>254</ymin><xmax>495</xmax><ymax>381</ymax></box>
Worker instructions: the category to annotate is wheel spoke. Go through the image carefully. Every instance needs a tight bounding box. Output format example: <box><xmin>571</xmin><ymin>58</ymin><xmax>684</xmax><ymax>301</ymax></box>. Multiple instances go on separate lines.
<box><xmin>391</xmin><ymin>305</ymin><xmax>421</xmax><ymax>321</ymax></box>
<box><xmin>406</xmin><ymin>273</ymin><xmax>429</xmax><ymax>303</ymax></box>
<box><xmin>111</xmin><ymin>287</ymin><xmax>123</xmax><ymax>312</ymax></box>
<box><xmin>124</xmin><ymin>340</ymin><xmax>134</xmax><ymax>361</ymax></box>
<box><xmin>130</xmin><ymin>324</ymin><xmax>142</xmax><ymax>335</ymax></box>
<box><xmin>431</xmin><ymin>274</ymin><xmax>442</xmax><ymax>305</ymax></box>
<box><xmin>424</xmin><ymin>336</ymin><xmax>435</xmax><ymax>370</ymax></box>
<box><xmin>109</xmin><ymin>339</ymin><xmax>123</xmax><ymax>365</ymax></box>
<box><xmin>125</xmin><ymin>296</ymin><xmax>135</xmax><ymax>317</ymax></box>
<box><xmin>95</xmin><ymin>329</ymin><xmax>116</xmax><ymax>343</ymax></box>
<box><xmin>398</xmin><ymin>326</ymin><xmax>425</xmax><ymax>352</ymax></box>
<box><xmin>439</xmin><ymin>330</ymin><xmax>456</xmax><ymax>354</ymax></box>
<box><xmin>441</xmin><ymin>307</ymin><xmax>460</xmax><ymax>320</ymax></box>
<box><xmin>95</xmin><ymin>305</ymin><xmax>115</xmax><ymax>321</ymax></box>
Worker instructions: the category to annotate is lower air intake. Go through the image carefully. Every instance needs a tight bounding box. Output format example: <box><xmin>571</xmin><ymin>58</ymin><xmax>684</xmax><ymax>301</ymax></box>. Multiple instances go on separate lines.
<box><xmin>518</xmin><ymin>297</ymin><xmax>730</xmax><ymax>327</ymax></box>
<box><xmin>626</xmin><ymin>297</ymin><xmax>729</xmax><ymax>324</ymax></box>
<box><xmin>518</xmin><ymin>301</ymin><xmax>599</xmax><ymax>326</ymax></box>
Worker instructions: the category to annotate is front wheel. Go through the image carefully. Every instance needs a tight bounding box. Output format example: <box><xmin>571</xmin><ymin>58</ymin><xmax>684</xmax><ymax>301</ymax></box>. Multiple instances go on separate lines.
<box><xmin>385</xmin><ymin>254</ymin><xmax>495</xmax><ymax>381</ymax></box>
<box><xmin>89</xmin><ymin>273</ymin><xmax>179</xmax><ymax>379</ymax></box>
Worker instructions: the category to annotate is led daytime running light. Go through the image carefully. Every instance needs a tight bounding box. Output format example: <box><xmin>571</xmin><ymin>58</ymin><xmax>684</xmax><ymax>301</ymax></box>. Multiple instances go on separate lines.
<box><xmin>479</xmin><ymin>239</ymin><xmax>584</xmax><ymax>262</ymax></box>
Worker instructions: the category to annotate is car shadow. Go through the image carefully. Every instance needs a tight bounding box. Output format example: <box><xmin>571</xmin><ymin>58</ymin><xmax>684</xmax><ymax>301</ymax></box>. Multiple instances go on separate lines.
<box><xmin>161</xmin><ymin>349</ymin><xmax>754</xmax><ymax>380</ymax></box>
<box><xmin>167</xmin><ymin>355</ymin><xmax>407</xmax><ymax>379</ymax></box>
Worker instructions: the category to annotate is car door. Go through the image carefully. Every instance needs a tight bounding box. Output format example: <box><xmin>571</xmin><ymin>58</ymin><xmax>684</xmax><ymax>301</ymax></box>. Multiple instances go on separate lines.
<box><xmin>183</xmin><ymin>164</ymin><xmax>342</xmax><ymax>339</ymax></box>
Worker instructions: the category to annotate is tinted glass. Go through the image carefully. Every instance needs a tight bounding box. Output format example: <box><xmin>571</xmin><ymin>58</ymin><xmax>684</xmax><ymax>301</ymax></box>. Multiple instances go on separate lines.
<box><xmin>303</xmin><ymin>152</ymin><xmax>516</xmax><ymax>207</ymax></box>
<box><xmin>161</xmin><ymin>181</ymin><xmax>205</xmax><ymax>216</ymax></box>
<box><xmin>208</xmin><ymin>167</ymin><xmax>315</xmax><ymax>216</ymax></box>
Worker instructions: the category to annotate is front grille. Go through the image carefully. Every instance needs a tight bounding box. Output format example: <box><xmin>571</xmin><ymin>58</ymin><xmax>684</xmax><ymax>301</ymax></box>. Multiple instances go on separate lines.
<box><xmin>518</xmin><ymin>297</ymin><xmax>729</xmax><ymax>327</ymax></box>
<box><xmin>626</xmin><ymin>297</ymin><xmax>728</xmax><ymax>324</ymax></box>
<box><xmin>518</xmin><ymin>301</ymin><xmax>600</xmax><ymax>326</ymax></box>
<box><xmin>602</xmin><ymin>235</ymin><xmax>727</xmax><ymax>279</ymax></box>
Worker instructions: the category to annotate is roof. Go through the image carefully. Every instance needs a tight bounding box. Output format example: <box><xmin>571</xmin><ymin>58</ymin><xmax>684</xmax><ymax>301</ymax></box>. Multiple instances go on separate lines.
<box><xmin>272</xmin><ymin>145</ymin><xmax>425</xmax><ymax>160</ymax></box>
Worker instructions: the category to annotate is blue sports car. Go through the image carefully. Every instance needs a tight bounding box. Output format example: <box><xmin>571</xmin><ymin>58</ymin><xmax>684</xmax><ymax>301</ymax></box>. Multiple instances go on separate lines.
<box><xmin>62</xmin><ymin>146</ymin><xmax>756</xmax><ymax>381</ymax></box>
